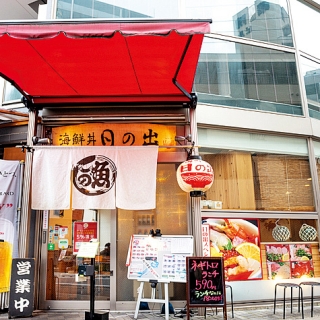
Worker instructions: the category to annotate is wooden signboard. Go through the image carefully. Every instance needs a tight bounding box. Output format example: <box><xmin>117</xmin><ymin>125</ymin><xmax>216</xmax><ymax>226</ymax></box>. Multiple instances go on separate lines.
<box><xmin>186</xmin><ymin>257</ymin><xmax>227</xmax><ymax>320</ymax></box>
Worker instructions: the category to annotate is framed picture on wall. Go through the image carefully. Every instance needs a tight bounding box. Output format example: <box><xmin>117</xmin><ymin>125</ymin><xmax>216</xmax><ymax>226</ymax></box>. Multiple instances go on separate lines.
<box><xmin>202</xmin><ymin>218</ymin><xmax>262</xmax><ymax>281</ymax></box>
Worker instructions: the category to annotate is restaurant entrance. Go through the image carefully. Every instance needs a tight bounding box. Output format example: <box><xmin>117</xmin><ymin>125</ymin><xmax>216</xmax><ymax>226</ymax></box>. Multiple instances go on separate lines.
<box><xmin>39</xmin><ymin>209</ymin><xmax>115</xmax><ymax>310</ymax></box>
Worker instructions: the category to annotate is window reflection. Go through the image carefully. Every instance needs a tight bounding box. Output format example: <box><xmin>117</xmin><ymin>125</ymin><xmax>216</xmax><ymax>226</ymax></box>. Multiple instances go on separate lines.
<box><xmin>291</xmin><ymin>1</ymin><xmax>320</xmax><ymax>58</ymax></box>
<box><xmin>3</xmin><ymin>82</ymin><xmax>22</xmax><ymax>102</ymax></box>
<box><xmin>56</xmin><ymin>0</ymin><xmax>292</xmax><ymax>46</ymax></box>
<box><xmin>202</xmin><ymin>0</ymin><xmax>292</xmax><ymax>46</ymax></box>
<box><xmin>195</xmin><ymin>38</ymin><xmax>302</xmax><ymax>115</ymax></box>
<box><xmin>300</xmin><ymin>57</ymin><xmax>320</xmax><ymax>120</ymax></box>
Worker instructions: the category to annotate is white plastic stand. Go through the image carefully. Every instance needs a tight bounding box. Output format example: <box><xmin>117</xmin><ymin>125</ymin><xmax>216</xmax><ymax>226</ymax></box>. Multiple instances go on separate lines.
<box><xmin>134</xmin><ymin>280</ymin><xmax>170</xmax><ymax>320</ymax></box>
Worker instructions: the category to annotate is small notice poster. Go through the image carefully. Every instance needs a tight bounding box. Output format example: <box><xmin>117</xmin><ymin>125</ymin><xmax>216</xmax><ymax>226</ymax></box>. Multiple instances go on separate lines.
<box><xmin>77</xmin><ymin>241</ymin><xmax>100</xmax><ymax>258</ymax></box>
<box><xmin>73</xmin><ymin>221</ymin><xmax>98</xmax><ymax>254</ymax></box>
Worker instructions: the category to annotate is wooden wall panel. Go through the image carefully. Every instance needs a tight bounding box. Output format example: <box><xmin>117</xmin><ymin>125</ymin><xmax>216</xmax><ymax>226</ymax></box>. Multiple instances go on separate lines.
<box><xmin>3</xmin><ymin>147</ymin><xmax>25</xmax><ymax>161</ymax></box>
<box><xmin>203</xmin><ymin>153</ymin><xmax>255</xmax><ymax>210</ymax></box>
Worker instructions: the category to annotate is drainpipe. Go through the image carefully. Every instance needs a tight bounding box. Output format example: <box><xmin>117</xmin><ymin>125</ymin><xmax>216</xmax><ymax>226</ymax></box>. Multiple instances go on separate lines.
<box><xmin>19</xmin><ymin>99</ymin><xmax>38</xmax><ymax>258</ymax></box>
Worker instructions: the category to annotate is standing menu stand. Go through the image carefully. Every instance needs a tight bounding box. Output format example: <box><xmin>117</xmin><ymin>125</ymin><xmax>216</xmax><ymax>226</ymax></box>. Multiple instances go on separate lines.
<box><xmin>126</xmin><ymin>234</ymin><xmax>194</xmax><ymax>320</ymax></box>
<box><xmin>134</xmin><ymin>280</ymin><xmax>170</xmax><ymax>320</ymax></box>
<box><xmin>186</xmin><ymin>257</ymin><xmax>227</xmax><ymax>320</ymax></box>
<box><xmin>77</xmin><ymin>242</ymin><xmax>109</xmax><ymax>320</ymax></box>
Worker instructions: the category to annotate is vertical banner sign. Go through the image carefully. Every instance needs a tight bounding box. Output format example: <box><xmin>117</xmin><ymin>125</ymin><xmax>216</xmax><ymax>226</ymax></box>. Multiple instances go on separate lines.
<box><xmin>0</xmin><ymin>160</ymin><xmax>20</xmax><ymax>293</ymax></box>
<box><xmin>8</xmin><ymin>258</ymin><xmax>35</xmax><ymax>318</ymax></box>
<box><xmin>186</xmin><ymin>257</ymin><xmax>227</xmax><ymax>320</ymax></box>
<box><xmin>73</xmin><ymin>222</ymin><xmax>98</xmax><ymax>254</ymax></box>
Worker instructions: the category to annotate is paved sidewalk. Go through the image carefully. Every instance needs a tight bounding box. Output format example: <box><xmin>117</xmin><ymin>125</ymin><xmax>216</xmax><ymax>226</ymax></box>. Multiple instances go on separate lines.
<box><xmin>0</xmin><ymin>303</ymin><xmax>319</xmax><ymax>320</ymax></box>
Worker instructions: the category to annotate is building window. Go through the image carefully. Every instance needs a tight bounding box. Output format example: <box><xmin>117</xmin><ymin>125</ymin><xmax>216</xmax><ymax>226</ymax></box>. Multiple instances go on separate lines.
<box><xmin>199</xmin><ymin>129</ymin><xmax>314</xmax><ymax>211</ymax></box>
<box><xmin>3</xmin><ymin>81</ymin><xmax>22</xmax><ymax>103</ymax></box>
<box><xmin>300</xmin><ymin>57</ymin><xmax>320</xmax><ymax>120</ymax></box>
<box><xmin>195</xmin><ymin>38</ymin><xmax>302</xmax><ymax>115</ymax></box>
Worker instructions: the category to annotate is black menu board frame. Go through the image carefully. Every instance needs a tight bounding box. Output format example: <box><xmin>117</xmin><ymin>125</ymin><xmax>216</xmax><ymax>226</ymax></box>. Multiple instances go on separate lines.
<box><xmin>186</xmin><ymin>257</ymin><xmax>227</xmax><ymax>320</ymax></box>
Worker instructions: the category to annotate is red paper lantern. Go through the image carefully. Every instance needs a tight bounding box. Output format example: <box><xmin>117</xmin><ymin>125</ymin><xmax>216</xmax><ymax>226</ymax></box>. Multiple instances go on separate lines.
<box><xmin>176</xmin><ymin>155</ymin><xmax>214</xmax><ymax>197</ymax></box>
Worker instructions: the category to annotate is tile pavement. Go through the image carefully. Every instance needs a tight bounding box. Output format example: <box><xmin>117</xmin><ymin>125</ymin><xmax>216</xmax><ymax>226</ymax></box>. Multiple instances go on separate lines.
<box><xmin>1</xmin><ymin>302</ymin><xmax>320</xmax><ymax>320</ymax></box>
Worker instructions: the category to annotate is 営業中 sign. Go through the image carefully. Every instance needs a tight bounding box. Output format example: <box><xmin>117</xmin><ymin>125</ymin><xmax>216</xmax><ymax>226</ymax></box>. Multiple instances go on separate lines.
<box><xmin>8</xmin><ymin>258</ymin><xmax>35</xmax><ymax>318</ymax></box>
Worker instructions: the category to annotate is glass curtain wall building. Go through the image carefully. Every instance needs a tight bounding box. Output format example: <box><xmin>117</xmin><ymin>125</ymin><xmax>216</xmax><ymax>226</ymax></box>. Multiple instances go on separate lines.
<box><xmin>2</xmin><ymin>0</ymin><xmax>320</xmax><ymax>307</ymax></box>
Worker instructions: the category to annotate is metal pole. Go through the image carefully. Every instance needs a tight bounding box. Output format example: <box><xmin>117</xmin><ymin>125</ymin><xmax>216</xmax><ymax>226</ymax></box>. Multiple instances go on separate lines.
<box><xmin>19</xmin><ymin>108</ymin><xmax>37</xmax><ymax>258</ymax></box>
<box><xmin>16</xmin><ymin>161</ymin><xmax>25</xmax><ymax>248</ymax></box>
<box><xmin>189</xmin><ymin>107</ymin><xmax>202</xmax><ymax>257</ymax></box>
<box><xmin>90</xmin><ymin>257</ymin><xmax>95</xmax><ymax>319</ymax></box>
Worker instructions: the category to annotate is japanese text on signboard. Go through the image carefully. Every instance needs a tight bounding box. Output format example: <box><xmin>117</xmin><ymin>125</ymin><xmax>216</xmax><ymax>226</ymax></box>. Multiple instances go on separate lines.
<box><xmin>9</xmin><ymin>259</ymin><xmax>35</xmax><ymax>318</ymax></box>
<box><xmin>187</xmin><ymin>257</ymin><xmax>225</xmax><ymax>306</ymax></box>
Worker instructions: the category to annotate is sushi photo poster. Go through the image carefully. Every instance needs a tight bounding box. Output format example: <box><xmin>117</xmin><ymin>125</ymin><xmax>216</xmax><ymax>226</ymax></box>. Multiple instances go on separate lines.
<box><xmin>265</xmin><ymin>243</ymin><xmax>314</xmax><ymax>279</ymax></box>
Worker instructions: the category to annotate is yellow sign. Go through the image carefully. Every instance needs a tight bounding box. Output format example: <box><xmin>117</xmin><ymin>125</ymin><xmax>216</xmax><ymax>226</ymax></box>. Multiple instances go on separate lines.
<box><xmin>0</xmin><ymin>241</ymin><xmax>12</xmax><ymax>293</ymax></box>
<box><xmin>52</xmin><ymin>123</ymin><xmax>176</xmax><ymax>151</ymax></box>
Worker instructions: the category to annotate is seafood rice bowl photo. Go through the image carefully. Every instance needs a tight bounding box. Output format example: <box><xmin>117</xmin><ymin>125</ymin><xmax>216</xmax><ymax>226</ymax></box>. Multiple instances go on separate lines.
<box><xmin>202</xmin><ymin>218</ymin><xmax>262</xmax><ymax>281</ymax></box>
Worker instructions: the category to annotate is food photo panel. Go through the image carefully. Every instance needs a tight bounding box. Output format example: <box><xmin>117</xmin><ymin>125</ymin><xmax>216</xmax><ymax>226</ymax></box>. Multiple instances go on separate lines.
<box><xmin>290</xmin><ymin>244</ymin><xmax>314</xmax><ymax>278</ymax></box>
<box><xmin>202</xmin><ymin>218</ymin><xmax>262</xmax><ymax>281</ymax></box>
<box><xmin>265</xmin><ymin>244</ymin><xmax>291</xmax><ymax>279</ymax></box>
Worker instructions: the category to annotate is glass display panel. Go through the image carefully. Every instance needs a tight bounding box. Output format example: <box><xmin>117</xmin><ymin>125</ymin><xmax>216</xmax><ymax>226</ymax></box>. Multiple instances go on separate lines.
<box><xmin>195</xmin><ymin>38</ymin><xmax>302</xmax><ymax>115</ymax></box>
<box><xmin>117</xmin><ymin>164</ymin><xmax>188</xmax><ymax>301</ymax></box>
<box><xmin>45</xmin><ymin>209</ymin><xmax>111</xmax><ymax>301</ymax></box>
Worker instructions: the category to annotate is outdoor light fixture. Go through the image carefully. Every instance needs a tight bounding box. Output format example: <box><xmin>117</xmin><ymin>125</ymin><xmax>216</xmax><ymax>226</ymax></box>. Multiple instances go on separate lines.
<box><xmin>176</xmin><ymin>154</ymin><xmax>214</xmax><ymax>197</ymax></box>
<box><xmin>175</xmin><ymin>134</ymin><xmax>192</xmax><ymax>143</ymax></box>
<box><xmin>32</xmin><ymin>136</ymin><xmax>51</xmax><ymax>145</ymax></box>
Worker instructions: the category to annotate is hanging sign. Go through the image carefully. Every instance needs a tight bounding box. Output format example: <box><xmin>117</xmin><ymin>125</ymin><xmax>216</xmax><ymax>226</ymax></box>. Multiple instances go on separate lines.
<box><xmin>52</xmin><ymin>123</ymin><xmax>176</xmax><ymax>151</ymax></box>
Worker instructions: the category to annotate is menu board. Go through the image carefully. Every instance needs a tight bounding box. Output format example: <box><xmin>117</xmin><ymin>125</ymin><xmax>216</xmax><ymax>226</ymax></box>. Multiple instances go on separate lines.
<box><xmin>187</xmin><ymin>257</ymin><xmax>225</xmax><ymax>307</ymax></box>
<box><xmin>126</xmin><ymin>235</ymin><xmax>193</xmax><ymax>283</ymax></box>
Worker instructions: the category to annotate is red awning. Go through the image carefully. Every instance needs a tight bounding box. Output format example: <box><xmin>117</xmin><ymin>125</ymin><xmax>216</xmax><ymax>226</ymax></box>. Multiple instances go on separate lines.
<box><xmin>0</xmin><ymin>19</ymin><xmax>210</xmax><ymax>106</ymax></box>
